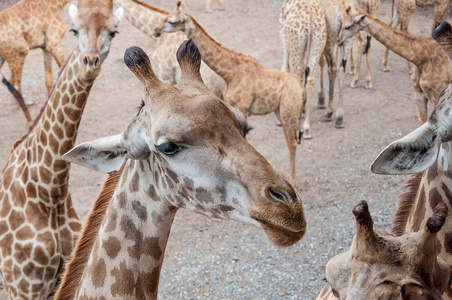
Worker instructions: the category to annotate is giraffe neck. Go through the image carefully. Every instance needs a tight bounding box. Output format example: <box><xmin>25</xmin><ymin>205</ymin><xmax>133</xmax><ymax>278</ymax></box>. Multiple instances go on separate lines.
<box><xmin>75</xmin><ymin>160</ymin><xmax>178</xmax><ymax>299</ymax></box>
<box><xmin>360</xmin><ymin>14</ymin><xmax>433</xmax><ymax>66</ymax></box>
<box><xmin>24</xmin><ymin>47</ymin><xmax>97</xmax><ymax>190</ymax></box>
<box><xmin>185</xmin><ymin>16</ymin><xmax>245</xmax><ymax>82</ymax></box>
<box><xmin>41</xmin><ymin>0</ymin><xmax>70</xmax><ymax>12</ymax></box>
<box><xmin>116</xmin><ymin>0</ymin><xmax>168</xmax><ymax>37</ymax></box>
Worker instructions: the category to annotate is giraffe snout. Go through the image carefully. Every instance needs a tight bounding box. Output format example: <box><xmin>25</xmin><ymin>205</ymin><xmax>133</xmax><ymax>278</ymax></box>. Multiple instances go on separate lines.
<box><xmin>83</xmin><ymin>53</ymin><xmax>101</xmax><ymax>69</ymax></box>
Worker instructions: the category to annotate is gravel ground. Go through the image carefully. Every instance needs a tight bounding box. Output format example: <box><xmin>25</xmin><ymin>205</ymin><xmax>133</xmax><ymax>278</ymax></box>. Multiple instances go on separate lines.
<box><xmin>0</xmin><ymin>0</ymin><xmax>448</xmax><ymax>299</ymax></box>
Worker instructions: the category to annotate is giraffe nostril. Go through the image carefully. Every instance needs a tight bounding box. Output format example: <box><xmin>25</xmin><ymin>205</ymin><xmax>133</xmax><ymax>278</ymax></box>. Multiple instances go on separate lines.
<box><xmin>83</xmin><ymin>57</ymin><xmax>89</xmax><ymax>66</ymax></box>
<box><xmin>94</xmin><ymin>57</ymin><xmax>100</xmax><ymax>68</ymax></box>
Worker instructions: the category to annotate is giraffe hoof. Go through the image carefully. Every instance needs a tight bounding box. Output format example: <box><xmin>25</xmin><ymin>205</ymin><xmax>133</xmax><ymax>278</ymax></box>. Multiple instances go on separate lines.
<box><xmin>383</xmin><ymin>67</ymin><xmax>390</xmax><ymax>72</ymax></box>
<box><xmin>365</xmin><ymin>83</ymin><xmax>372</xmax><ymax>89</ymax></box>
<box><xmin>350</xmin><ymin>81</ymin><xmax>358</xmax><ymax>88</ymax></box>
<box><xmin>323</xmin><ymin>112</ymin><xmax>333</xmax><ymax>122</ymax></box>
<box><xmin>276</xmin><ymin>120</ymin><xmax>282</xmax><ymax>127</ymax></box>
<box><xmin>335</xmin><ymin>117</ymin><xmax>344</xmax><ymax>128</ymax></box>
<box><xmin>25</xmin><ymin>100</ymin><xmax>34</xmax><ymax>106</ymax></box>
<box><xmin>303</xmin><ymin>133</ymin><xmax>312</xmax><ymax>140</ymax></box>
<box><xmin>205</xmin><ymin>8</ymin><xmax>212</xmax><ymax>13</ymax></box>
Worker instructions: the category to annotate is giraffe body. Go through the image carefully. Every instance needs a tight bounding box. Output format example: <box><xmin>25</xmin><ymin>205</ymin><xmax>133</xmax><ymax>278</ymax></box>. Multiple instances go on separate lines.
<box><xmin>54</xmin><ymin>40</ymin><xmax>306</xmax><ymax>299</ymax></box>
<box><xmin>318</xmin><ymin>0</ymin><xmax>356</xmax><ymax>128</ymax></box>
<box><xmin>155</xmin><ymin>4</ymin><xmax>305</xmax><ymax>185</ymax></box>
<box><xmin>117</xmin><ymin>0</ymin><xmax>225</xmax><ymax>98</ymax></box>
<box><xmin>0</xmin><ymin>0</ymin><xmax>68</xmax><ymax>98</ymax></box>
<box><xmin>280</xmin><ymin>0</ymin><xmax>327</xmax><ymax>139</ymax></box>
<box><xmin>383</xmin><ymin>0</ymin><xmax>452</xmax><ymax>72</ymax></box>
<box><xmin>348</xmin><ymin>0</ymin><xmax>379</xmax><ymax>89</ymax></box>
<box><xmin>339</xmin><ymin>12</ymin><xmax>452</xmax><ymax>125</ymax></box>
<box><xmin>318</xmin><ymin>22</ymin><xmax>452</xmax><ymax>299</ymax></box>
<box><xmin>0</xmin><ymin>1</ymin><xmax>123</xmax><ymax>298</ymax></box>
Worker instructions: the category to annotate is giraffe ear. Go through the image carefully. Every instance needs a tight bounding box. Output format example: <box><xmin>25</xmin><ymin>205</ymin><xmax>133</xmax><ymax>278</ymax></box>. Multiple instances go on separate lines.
<box><xmin>63</xmin><ymin>135</ymin><xmax>128</xmax><ymax>174</ymax></box>
<box><xmin>371</xmin><ymin>122</ymin><xmax>441</xmax><ymax>175</ymax></box>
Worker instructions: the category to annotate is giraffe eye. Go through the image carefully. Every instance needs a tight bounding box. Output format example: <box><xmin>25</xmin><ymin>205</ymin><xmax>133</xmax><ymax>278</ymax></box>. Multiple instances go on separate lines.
<box><xmin>156</xmin><ymin>142</ymin><xmax>180</xmax><ymax>156</ymax></box>
<box><xmin>110</xmin><ymin>31</ymin><xmax>118</xmax><ymax>38</ymax></box>
<box><xmin>70</xmin><ymin>29</ymin><xmax>78</xmax><ymax>36</ymax></box>
<box><xmin>345</xmin><ymin>26</ymin><xmax>351</xmax><ymax>30</ymax></box>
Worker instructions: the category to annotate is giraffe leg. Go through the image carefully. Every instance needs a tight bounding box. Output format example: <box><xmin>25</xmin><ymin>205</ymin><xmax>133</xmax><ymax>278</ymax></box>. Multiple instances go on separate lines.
<box><xmin>364</xmin><ymin>35</ymin><xmax>372</xmax><ymax>89</ymax></box>
<box><xmin>5</xmin><ymin>52</ymin><xmax>33</xmax><ymax>106</ymax></box>
<box><xmin>400</xmin><ymin>1</ymin><xmax>415</xmax><ymax>73</ymax></box>
<box><xmin>205</xmin><ymin>0</ymin><xmax>212</xmax><ymax>13</ymax></box>
<box><xmin>43</xmin><ymin>49</ymin><xmax>54</xmax><ymax>94</ymax></box>
<box><xmin>279</xmin><ymin>104</ymin><xmax>299</xmax><ymax>186</ymax></box>
<box><xmin>336</xmin><ymin>41</ymin><xmax>352</xmax><ymax>128</ymax></box>
<box><xmin>349</xmin><ymin>44</ymin><xmax>356</xmax><ymax>75</ymax></box>
<box><xmin>217</xmin><ymin>0</ymin><xmax>224</xmax><ymax>10</ymax></box>
<box><xmin>318</xmin><ymin>55</ymin><xmax>326</xmax><ymax>109</ymax></box>
<box><xmin>383</xmin><ymin>1</ymin><xmax>400</xmax><ymax>72</ymax></box>
<box><xmin>322</xmin><ymin>49</ymin><xmax>337</xmax><ymax>122</ymax></box>
<box><xmin>351</xmin><ymin>34</ymin><xmax>364</xmax><ymax>88</ymax></box>
<box><xmin>411</xmin><ymin>71</ymin><xmax>428</xmax><ymax>125</ymax></box>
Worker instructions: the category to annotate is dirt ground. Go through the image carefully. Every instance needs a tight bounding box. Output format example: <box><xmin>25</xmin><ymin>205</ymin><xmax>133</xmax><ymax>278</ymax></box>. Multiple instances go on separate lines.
<box><xmin>0</xmin><ymin>0</ymin><xmax>448</xmax><ymax>299</ymax></box>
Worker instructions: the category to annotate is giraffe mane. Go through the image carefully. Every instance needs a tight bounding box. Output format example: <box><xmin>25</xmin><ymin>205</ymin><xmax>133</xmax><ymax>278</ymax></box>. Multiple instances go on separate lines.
<box><xmin>186</xmin><ymin>12</ymin><xmax>262</xmax><ymax>68</ymax></box>
<box><xmin>53</xmin><ymin>167</ymin><xmax>124</xmax><ymax>300</ymax></box>
<box><xmin>11</xmin><ymin>50</ymin><xmax>75</xmax><ymax>152</ymax></box>
<box><xmin>129</xmin><ymin>0</ymin><xmax>172</xmax><ymax>16</ymax></box>
<box><xmin>391</xmin><ymin>172</ymin><xmax>424</xmax><ymax>236</ymax></box>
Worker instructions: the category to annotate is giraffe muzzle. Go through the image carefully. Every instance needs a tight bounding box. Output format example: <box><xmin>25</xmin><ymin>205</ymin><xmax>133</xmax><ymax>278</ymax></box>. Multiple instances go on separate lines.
<box><xmin>83</xmin><ymin>54</ymin><xmax>101</xmax><ymax>69</ymax></box>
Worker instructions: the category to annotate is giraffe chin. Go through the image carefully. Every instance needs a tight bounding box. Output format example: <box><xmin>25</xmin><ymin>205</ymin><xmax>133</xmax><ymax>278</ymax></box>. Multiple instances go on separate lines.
<box><xmin>81</xmin><ymin>66</ymin><xmax>102</xmax><ymax>81</ymax></box>
<box><xmin>259</xmin><ymin>220</ymin><xmax>306</xmax><ymax>247</ymax></box>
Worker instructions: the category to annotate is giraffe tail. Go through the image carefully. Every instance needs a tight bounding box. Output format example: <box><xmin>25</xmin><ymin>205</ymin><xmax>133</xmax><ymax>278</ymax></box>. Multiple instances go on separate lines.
<box><xmin>1</xmin><ymin>73</ymin><xmax>33</xmax><ymax>124</ymax></box>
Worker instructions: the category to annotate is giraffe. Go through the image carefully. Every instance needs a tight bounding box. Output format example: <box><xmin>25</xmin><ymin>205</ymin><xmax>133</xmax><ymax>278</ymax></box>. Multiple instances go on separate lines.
<box><xmin>53</xmin><ymin>40</ymin><xmax>306</xmax><ymax>299</ymax></box>
<box><xmin>180</xmin><ymin>0</ymin><xmax>224</xmax><ymax>13</ymax></box>
<box><xmin>0</xmin><ymin>0</ymin><xmax>68</xmax><ymax>103</ymax></box>
<box><xmin>315</xmin><ymin>201</ymin><xmax>450</xmax><ymax>300</ymax></box>
<box><xmin>383</xmin><ymin>0</ymin><xmax>452</xmax><ymax>72</ymax></box>
<box><xmin>279</xmin><ymin>0</ymin><xmax>327</xmax><ymax>139</ymax></box>
<box><xmin>0</xmin><ymin>0</ymin><xmax>123</xmax><ymax>298</ymax></box>
<box><xmin>317</xmin><ymin>22</ymin><xmax>452</xmax><ymax>300</ymax></box>
<box><xmin>115</xmin><ymin>0</ymin><xmax>225</xmax><ymax>98</ymax></box>
<box><xmin>317</xmin><ymin>0</ymin><xmax>356</xmax><ymax>128</ymax></box>
<box><xmin>338</xmin><ymin>11</ymin><xmax>452</xmax><ymax>125</ymax></box>
<box><xmin>154</xmin><ymin>3</ymin><xmax>305</xmax><ymax>185</ymax></box>
<box><xmin>348</xmin><ymin>0</ymin><xmax>379</xmax><ymax>89</ymax></box>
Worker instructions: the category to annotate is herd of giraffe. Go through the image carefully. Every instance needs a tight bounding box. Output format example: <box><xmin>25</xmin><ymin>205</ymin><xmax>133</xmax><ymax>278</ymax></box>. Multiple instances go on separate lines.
<box><xmin>1</xmin><ymin>0</ymin><xmax>452</xmax><ymax>299</ymax></box>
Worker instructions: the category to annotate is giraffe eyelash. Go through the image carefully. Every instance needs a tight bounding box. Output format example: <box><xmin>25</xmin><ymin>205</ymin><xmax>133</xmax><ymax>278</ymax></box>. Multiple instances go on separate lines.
<box><xmin>137</xmin><ymin>100</ymin><xmax>145</xmax><ymax>113</ymax></box>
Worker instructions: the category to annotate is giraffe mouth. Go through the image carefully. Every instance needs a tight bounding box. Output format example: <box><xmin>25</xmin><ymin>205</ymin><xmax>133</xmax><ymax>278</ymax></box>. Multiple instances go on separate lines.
<box><xmin>250</xmin><ymin>210</ymin><xmax>306</xmax><ymax>247</ymax></box>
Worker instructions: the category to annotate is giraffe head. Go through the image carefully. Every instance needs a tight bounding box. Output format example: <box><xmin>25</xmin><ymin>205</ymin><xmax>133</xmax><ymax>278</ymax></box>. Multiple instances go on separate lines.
<box><xmin>325</xmin><ymin>200</ymin><xmax>450</xmax><ymax>300</ymax></box>
<box><xmin>337</xmin><ymin>8</ymin><xmax>365</xmax><ymax>46</ymax></box>
<box><xmin>63</xmin><ymin>40</ymin><xmax>306</xmax><ymax>247</ymax></box>
<box><xmin>68</xmin><ymin>0</ymin><xmax>124</xmax><ymax>79</ymax></box>
<box><xmin>154</xmin><ymin>1</ymin><xmax>189</xmax><ymax>37</ymax></box>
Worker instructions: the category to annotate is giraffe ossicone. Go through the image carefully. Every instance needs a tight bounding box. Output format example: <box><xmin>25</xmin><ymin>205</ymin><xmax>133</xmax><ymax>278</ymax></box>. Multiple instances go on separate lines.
<box><xmin>57</xmin><ymin>40</ymin><xmax>306</xmax><ymax>299</ymax></box>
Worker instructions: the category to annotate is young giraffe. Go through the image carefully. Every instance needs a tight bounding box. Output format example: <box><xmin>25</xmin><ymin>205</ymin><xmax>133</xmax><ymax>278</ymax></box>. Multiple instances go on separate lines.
<box><xmin>280</xmin><ymin>0</ymin><xmax>327</xmax><ymax>139</ymax></box>
<box><xmin>383</xmin><ymin>0</ymin><xmax>452</xmax><ymax>72</ymax></box>
<box><xmin>0</xmin><ymin>1</ymin><xmax>123</xmax><ymax>298</ymax></box>
<box><xmin>0</xmin><ymin>0</ymin><xmax>68</xmax><ymax>100</ymax></box>
<box><xmin>180</xmin><ymin>0</ymin><xmax>224</xmax><ymax>13</ymax></box>
<box><xmin>339</xmin><ymin>11</ymin><xmax>452</xmax><ymax>125</ymax></box>
<box><xmin>316</xmin><ymin>201</ymin><xmax>450</xmax><ymax>300</ymax></box>
<box><xmin>348</xmin><ymin>0</ymin><xmax>379</xmax><ymax>89</ymax></box>
<box><xmin>54</xmin><ymin>40</ymin><xmax>306</xmax><ymax>299</ymax></box>
<box><xmin>115</xmin><ymin>0</ymin><xmax>225</xmax><ymax>98</ymax></box>
<box><xmin>318</xmin><ymin>0</ymin><xmax>356</xmax><ymax>128</ymax></box>
<box><xmin>155</xmin><ymin>3</ymin><xmax>305</xmax><ymax>185</ymax></box>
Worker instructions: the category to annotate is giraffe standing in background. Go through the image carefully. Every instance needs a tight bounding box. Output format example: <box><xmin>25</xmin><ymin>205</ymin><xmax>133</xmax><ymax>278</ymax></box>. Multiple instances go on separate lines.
<box><xmin>316</xmin><ymin>201</ymin><xmax>450</xmax><ymax>299</ymax></box>
<box><xmin>0</xmin><ymin>0</ymin><xmax>123</xmax><ymax>298</ymax></box>
<box><xmin>383</xmin><ymin>0</ymin><xmax>452</xmax><ymax>72</ymax></box>
<box><xmin>348</xmin><ymin>0</ymin><xmax>379</xmax><ymax>89</ymax></box>
<box><xmin>280</xmin><ymin>0</ymin><xmax>327</xmax><ymax>139</ymax></box>
<box><xmin>181</xmin><ymin>0</ymin><xmax>224</xmax><ymax>12</ymax></box>
<box><xmin>54</xmin><ymin>40</ymin><xmax>306</xmax><ymax>300</ymax></box>
<box><xmin>115</xmin><ymin>0</ymin><xmax>225</xmax><ymax>98</ymax></box>
<box><xmin>317</xmin><ymin>0</ymin><xmax>355</xmax><ymax>128</ymax></box>
<box><xmin>155</xmin><ymin>3</ymin><xmax>305</xmax><ymax>185</ymax></box>
<box><xmin>339</xmin><ymin>12</ymin><xmax>452</xmax><ymax>125</ymax></box>
<box><xmin>0</xmin><ymin>0</ymin><xmax>69</xmax><ymax>101</ymax></box>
